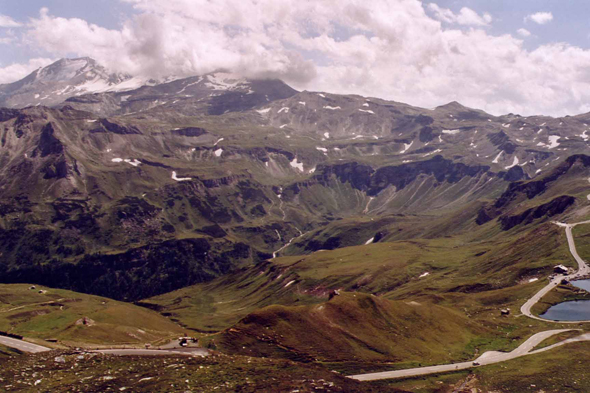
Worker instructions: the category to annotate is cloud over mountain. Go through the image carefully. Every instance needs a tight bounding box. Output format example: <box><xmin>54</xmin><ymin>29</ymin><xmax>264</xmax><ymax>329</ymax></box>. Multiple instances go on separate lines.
<box><xmin>4</xmin><ymin>0</ymin><xmax>590</xmax><ymax>117</ymax></box>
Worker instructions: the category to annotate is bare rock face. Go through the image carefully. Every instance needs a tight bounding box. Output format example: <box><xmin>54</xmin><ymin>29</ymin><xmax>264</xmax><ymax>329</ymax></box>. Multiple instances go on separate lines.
<box><xmin>32</xmin><ymin>123</ymin><xmax>64</xmax><ymax>157</ymax></box>
<box><xmin>499</xmin><ymin>195</ymin><xmax>576</xmax><ymax>230</ymax></box>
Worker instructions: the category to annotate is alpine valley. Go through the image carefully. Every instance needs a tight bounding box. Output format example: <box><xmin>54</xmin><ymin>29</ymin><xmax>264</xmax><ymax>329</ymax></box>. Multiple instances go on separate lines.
<box><xmin>2</xmin><ymin>57</ymin><xmax>590</xmax><ymax>392</ymax></box>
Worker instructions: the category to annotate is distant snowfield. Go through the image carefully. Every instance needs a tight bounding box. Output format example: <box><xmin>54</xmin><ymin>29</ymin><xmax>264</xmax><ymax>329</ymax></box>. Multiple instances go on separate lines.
<box><xmin>203</xmin><ymin>72</ymin><xmax>249</xmax><ymax>91</ymax></box>
<box><xmin>537</xmin><ymin>135</ymin><xmax>561</xmax><ymax>149</ymax></box>
<box><xmin>171</xmin><ymin>171</ymin><xmax>191</xmax><ymax>181</ymax></box>
<box><xmin>111</xmin><ymin>158</ymin><xmax>141</xmax><ymax>166</ymax></box>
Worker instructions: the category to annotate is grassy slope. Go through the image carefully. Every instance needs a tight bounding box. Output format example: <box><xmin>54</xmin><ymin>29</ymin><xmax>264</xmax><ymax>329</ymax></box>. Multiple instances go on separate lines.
<box><xmin>208</xmin><ymin>292</ymin><xmax>487</xmax><ymax>366</ymax></box>
<box><xmin>146</xmin><ymin>220</ymin><xmax>573</xmax><ymax>330</ymax></box>
<box><xmin>572</xmin><ymin>222</ymin><xmax>590</xmax><ymax>259</ymax></box>
<box><xmin>0</xmin><ymin>284</ymin><xmax>184</xmax><ymax>346</ymax></box>
<box><xmin>142</xmin><ymin>217</ymin><xmax>586</xmax><ymax>374</ymax></box>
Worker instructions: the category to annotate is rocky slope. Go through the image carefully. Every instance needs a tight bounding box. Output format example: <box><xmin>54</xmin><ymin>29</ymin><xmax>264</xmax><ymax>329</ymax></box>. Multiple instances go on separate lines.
<box><xmin>0</xmin><ymin>57</ymin><xmax>590</xmax><ymax>302</ymax></box>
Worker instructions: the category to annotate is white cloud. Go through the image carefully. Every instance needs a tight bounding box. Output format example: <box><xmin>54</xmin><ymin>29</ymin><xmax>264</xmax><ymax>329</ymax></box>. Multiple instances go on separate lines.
<box><xmin>517</xmin><ymin>28</ymin><xmax>531</xmax><ymax>37</ymax></box>
<box><xmin>15</xmin><ymin>1</ymin><xmax>590</xmax><ymax>117</ymax></box>
<box><xmin>26</xmin><ymin>5</ymin><xmax>316</xmax><ymax>82</ymax></box>
<box><xmin>0</xmin><ymin>58</ymin><xmax>54</xmax><ymax>84</ymax></box>
<box><xmin>0</xmin><ymin>14</ymin><xmax>21</xmax><ymax>28</ymax></box>
<box><xmin>428</xmin><ymin>4</ymin><xmax>492</xmax><ymax>26</ymax></box>
<box><xmin>526</xmin><ymin>12</ymin><xmax>553</xmax><ymax>25</ymax></box>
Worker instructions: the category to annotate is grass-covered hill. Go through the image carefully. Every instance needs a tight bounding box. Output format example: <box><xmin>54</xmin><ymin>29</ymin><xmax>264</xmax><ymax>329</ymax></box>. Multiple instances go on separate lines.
<box><xmin>145</xmin><ymin>218</ymin><xmax>573</xmax><ymax>330</ymax></box>
<box><xmin>207</xmin><ymin>292</ymin><xmax>487</xmax><ymax>366</ymax></box>
<box><xmin>0</xmin><ymin>284</ymin><xmax>184</xmax><ymax>346</ymax></box>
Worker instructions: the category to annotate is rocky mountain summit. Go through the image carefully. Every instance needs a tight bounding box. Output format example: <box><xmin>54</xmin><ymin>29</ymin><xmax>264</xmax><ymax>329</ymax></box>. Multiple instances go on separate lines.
<box><xmin>0</xmin><ymin>57</ymin><xmax>170</xmax><ymax>109</ymax></box>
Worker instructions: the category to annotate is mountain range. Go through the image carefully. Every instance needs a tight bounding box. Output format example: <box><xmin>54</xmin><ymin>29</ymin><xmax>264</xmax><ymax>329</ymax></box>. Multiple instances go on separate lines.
<box><xmin>0</xmin><ymin>57</ymin><xmax>588</xmax><ymax>298</ymax></box>
<box><xmin>1</xmin><ymin>57</ymin><xmax>590</xmax><ymax>391</ymax></box>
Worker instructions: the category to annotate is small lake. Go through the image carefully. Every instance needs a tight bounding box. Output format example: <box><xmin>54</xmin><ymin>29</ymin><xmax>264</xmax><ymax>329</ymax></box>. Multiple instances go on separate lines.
<box><xmin>572</xmin><ymin>279</ymin><xmax>590</xmax><ymax>292</ymax></box>
<box><xmin>540</xmin><ymin>279</ymin><xmax>590</xmax><ymax>321</ymax></box>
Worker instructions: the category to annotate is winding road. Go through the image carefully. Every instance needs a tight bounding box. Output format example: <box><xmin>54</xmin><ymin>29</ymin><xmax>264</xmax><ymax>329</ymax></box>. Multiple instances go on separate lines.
<box><xmin>521</xmin><ymin>221</ymin><xmax>590</xmax><ymax>322</ymax></box>
<box><xmin>352</xmin><ymin>219</ymin><xmax>590</xmax><ymax>381</ymax></box>
<box><xmin>351</xmin><ymin>329</ymin><xmax>579</xmax><ymax>381</ymax></box>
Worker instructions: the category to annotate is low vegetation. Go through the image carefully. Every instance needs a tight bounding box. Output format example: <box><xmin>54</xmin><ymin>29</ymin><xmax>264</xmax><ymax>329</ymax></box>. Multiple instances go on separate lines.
<box><xmin>0</xmin><ymin>284</ymin><xmax>184</xmax><ymax>346</ymax></box>
<box><xmin>205</xmin><ymin>292</ymin><xmax>487</xmax><ymax>367</ymax></box>
<box><xmin>0</xmin><ymin>350</ymin><xmax>407</xmax><ymax>393</ymax></box>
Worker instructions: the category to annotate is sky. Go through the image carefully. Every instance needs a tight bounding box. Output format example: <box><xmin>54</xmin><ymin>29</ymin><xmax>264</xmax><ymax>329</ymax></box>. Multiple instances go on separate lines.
<box><xmin>1</xmin><ymin>0</ymin><xmax>590</xmax><ymax>117</ymax></box>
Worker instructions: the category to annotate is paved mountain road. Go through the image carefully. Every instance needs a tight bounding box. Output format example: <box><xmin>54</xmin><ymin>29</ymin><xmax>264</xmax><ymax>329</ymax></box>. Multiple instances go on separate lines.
<box><xmin>0</xmin><ymin>336</ymin><xmax>51</xmax><ymax>353</ymax></box>
<box><xmin>351</xmin><ymin>329</ymin><xmax>579</xmax><ymax>381</ymax></box>
<box><xmin>94</xmin><ymin>348</ymin><xmax>209</xmax><ymax>357</ymax></box>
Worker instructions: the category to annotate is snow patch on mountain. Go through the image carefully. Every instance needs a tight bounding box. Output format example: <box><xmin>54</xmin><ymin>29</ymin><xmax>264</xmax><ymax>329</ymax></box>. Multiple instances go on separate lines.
<box><xmin>423</xmin><ymin>149</ymin><xmax>442</xmax><ymax>157</ymax></box>
<box><xmin>492</xmin><ymin>151</ymin><xmax>503</xmax><ymax>164</ymax></box>
<box><xmin>290</xmin><ymin>158</ymin><xmax>304</xmax><ymax>172</ymax></box>
<box><xmin>204</xmin><ymin>73</ymin><xmax>249</xmax><ymax>91</ymax></box>
<box><xmin>400</xmin><ymin>141</ymin><xmax>413</xmax><ymax>154</ymax></box>
<box><xmin>177</xmin><ymin>77</ymin><xmax>203</xmax><ymax>94</ymax></box>
<box><xmin>537</xmin><ymin>135</ymin><xmax>561</xmax><ymax>149</ymax></box>
<box><xmin>171</xmin><ymin>171</ymin><xmax>191</xmax><ymax>181</ymax></box>
<box><xmin>504</xmin><ymin>156</ymin><xmax>519</xmax><ymax>170</ymax></box>
<box><xmin>442</xmin><ymin>129</ymin><xmax>460</xmax><ymax>135</ymax></box>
